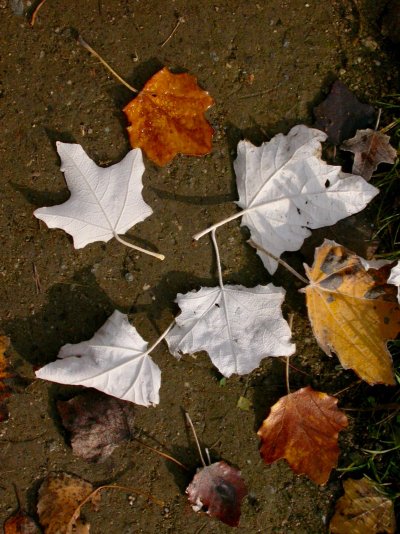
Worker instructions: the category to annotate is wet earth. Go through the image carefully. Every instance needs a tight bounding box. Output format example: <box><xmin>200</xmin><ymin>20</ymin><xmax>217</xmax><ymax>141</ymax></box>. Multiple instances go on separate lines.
<box><xmin>0</xmin><ymin>1</ymin><xmax>398</xmax><ymax>532</ymax></box>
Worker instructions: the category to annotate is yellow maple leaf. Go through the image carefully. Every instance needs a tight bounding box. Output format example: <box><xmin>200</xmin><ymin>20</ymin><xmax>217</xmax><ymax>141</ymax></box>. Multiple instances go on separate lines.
<box><xmin>303</xmin><ymin>240</ymin><xmax>400</xmax><ymax>385</ymax></box>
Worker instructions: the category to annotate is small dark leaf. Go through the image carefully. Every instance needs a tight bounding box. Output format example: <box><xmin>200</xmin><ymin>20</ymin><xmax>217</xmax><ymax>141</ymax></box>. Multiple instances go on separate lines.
<box><xmin>57</xmin><ymin>390</ymin><xmax>135</xmax><ymax>462</ymax></box>
<box><xmin>186</xmin><ymin>461</ymin><xmax>247</xmax><ymax>527</ymax></box>
<box><xmin>341</xmin><ymin>128</ymin><xmax>397</xmax><ymax>181</ymax></box>
<box><xmin>314</xmin><ymin>80</ymin><xmax>375</xmax><ymax>145</ymax></box>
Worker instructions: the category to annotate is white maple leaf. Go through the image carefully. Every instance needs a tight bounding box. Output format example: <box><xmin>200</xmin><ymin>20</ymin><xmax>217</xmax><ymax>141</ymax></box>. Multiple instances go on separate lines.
<box><xmin>388</xmin><ymin>262</ymin><xmax>400</xmax><ymax>304</ymax></box>
<box><xmin>166</xmin><ymin>283</ymin><xmax>295</xmax><ymax>377</ymax></box>
<box><xmin>34</xmin><ymin>142</ymin><xmax>164</xmax><ymax>260</ymax></box>
<box><xmin>35</xmin><ymin>310</ymin><xmax>163</xmax><ymax>407</ymax></box>
<box><xmin>194</xmin><ymin>125</ymin><xmax>379</xmax><ymax>274</ymax></box>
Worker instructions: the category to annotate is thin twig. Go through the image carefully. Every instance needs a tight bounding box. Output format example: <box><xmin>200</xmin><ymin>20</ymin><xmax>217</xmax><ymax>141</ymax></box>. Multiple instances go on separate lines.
<box><xmin>248</xmin><ymin>239</ymin><xmax>308</xmax><ymax>284</ymax></box>
<box><xmin>237</xmin><ymin>88</ymin><xmax>275</xmax><ymax>100</ymax></box>
<box><xmin>333</xmin><ymin>380</ymin><xmax>362</xmax><ymax>397</ymax></box>
<box><xmin>134</xmin><ymin>438</ymin><xmax>189</xmax><ymax>471</ymax></box>
<box><xmin>278</xmin><ymin>358</ymin><xmax>311</xmax><ymax>377</ymax></box>
<box><xmin>29</xmin><ymin>0</ymin><xmax>47</xmax><ymax>26</ymax></box>
<box><xmin>12</xmin><ymin>483</ymin><xmax>22</xmax><ymax>510</ymax></box>
<box><xmin>185</xmin><ymin>412</ymin><xmax>206</xmax><ymax>467</ymax></box>
<box><xmin>161</xmin><ymin>16</ymin><xmax>185</xmax><ymax>47</ymax></box>
<box><xmin>78</xmin><ymin>35</ymin><xmax>138</xmax><ymax>93</ymax></box>
<box><xmin>285</xmin><ymin>313</ymin><xmax>294</xmax><ymax>394</ymax></box>
<box><xmin>375</xmin><ymin>108</ymin><xmax>382</xmax><ymax>131</ymax></box>
<box><xmin>68</xmin><ymin>484</ymin><xmax>163</xmax><ymax>532</ymax></box>
<box><xmin>114</xmin><ymin>233</ymin><xmax>165</xmax><ymax>261</ymax></box>
<box><xmin>342</xmin><ymin>403</ymin><xmax>400</xmax><ymax>412</ymax></box>
<box><xmin>32</xmin><ymin>262</ymin><xmax>42</xmax><ymax>294</ymax></box>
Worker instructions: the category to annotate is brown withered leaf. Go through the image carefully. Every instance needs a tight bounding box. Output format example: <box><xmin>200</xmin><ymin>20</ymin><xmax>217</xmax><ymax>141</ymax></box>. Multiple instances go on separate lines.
<box><xmin>303</xmin><ymin>239</ymin><xmax>400</xmax><ymax>385</ymax></box>
<box><xmin>57</xmin><ymin>390</ymin><xmax>135</xmax><ymax>462</ymax></box>
<box><xmin>314</xmin><ymin>80</ymin><xmax>375</xmax><ymax>145</ymax></box>
<box><xmin>0</xmin><ymin>335</ymin><xmax>12</xmax><ymax>422</ymax></box>
<box><xmin>186</xmin><ymin>461</ymin><xmax>247</xmax><ymax>527</ymax></box>
<box><xmin>4</xmin><ymin>510</ymin><xmax>41</xmax><ymax>534</ymax></box>
<box><xmin>123</xmin><ymin>67</ymin><xmax>214</xmax><ymax>166</ymax></box>
<box><xmin>330</xmin><ymin>477</ymin><xmax>396</xmax><ymax>534</ymax></box>
<box><xmin>257</xmin><ymin>386</ymin><xmax>348</xmax><ymax>484</ymax></box>
<box><xmin>37</xmin><ymin>472</ymin><xmax>98</xmax><ymax>534</ymax></box>
<box><xmin>341</xmin><ymin>128</ymin><xmax>397</xmax><ymax>181</ymax></box>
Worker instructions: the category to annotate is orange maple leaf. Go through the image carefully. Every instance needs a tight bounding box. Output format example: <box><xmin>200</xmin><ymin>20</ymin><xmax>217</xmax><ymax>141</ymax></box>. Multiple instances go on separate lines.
<box><xmin>123</xmin><ymin>67</ymin><xmax>214</xmax><ymax>166</ymax></box>
<box><xmin>0</xmin><ymin>335</ymin><xmax>12</xmax><ymax>422</ymax></box>
<box><xmin>303</xmin><ymin>240</ymin><xmax>400</xmax><ymax>385</ymax></box>
<box><xmin>4</xmin><ymin>510</ymin><xmax>41</xmax><ymax>534</ymax></box>
<box><xmin>257</xmin><ymin>386</ymin><xmax>348</xmax><ymax>484</ymax></box>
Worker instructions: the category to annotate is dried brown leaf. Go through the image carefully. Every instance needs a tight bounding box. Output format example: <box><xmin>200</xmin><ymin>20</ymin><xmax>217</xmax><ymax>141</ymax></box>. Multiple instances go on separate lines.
<box><xmin>341</xmin><ymin>128</ymin><xmax>397</xmax><ymax>181</ymax></box>
<box><xmin>57</xmin><ymin>390</ymin><xmax>135</xmax><ymax>462</ymax></box>
<box><xmin>330</xmin><ymin>477</ymin><xmax>396</xmax><ymax>533</ymax></box>
<box><xmin>37</xmin><ymin>472</ymin><xmax>97</xmax><ymax>534</ymax></box>
<box><xmin>257</xmin><ymin>386</ymin><xmax>348</xmax><ymax>484</ymax></box>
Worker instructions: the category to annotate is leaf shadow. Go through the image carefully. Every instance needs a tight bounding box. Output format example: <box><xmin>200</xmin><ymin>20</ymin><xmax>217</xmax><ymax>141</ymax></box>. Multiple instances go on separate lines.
<box><xmin>150</xmin><ymin>186</ymin><xmax>235</xmax><ymax>207</ymax></box>
<box><xmin>2</xmin><ymin>268</ymin><xmax>116</xmax><ymax>368</ymax></box>
<box><xmin>129</xmin><ymin>270</ymin><xmax>215</xmax><ymax>322</ymax></box>
<box><xmin>11</xmin><ymin>181</ymin><xmax>70</xmax><ymax>209</ymax></box>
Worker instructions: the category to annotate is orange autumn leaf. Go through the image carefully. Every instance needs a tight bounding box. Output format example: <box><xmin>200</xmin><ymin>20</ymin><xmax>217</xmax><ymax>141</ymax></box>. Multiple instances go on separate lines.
<box><xmin>0</xmin><ymin>335</ymin><xmax>12</xmax><ymax>422</ymax></box>
<box><xmin>303</xmin><ymin>240</ymin><xmax>400</xmax><ymax>385</ymax></box>
<box><xmin>257</xmin><ymin>386</ymin><xmax>348</xmax><ymax>484</ymax></box>
<box><xmin>4</xmin><ymin>510</ymin><xmax>41</xmax><ymax>533</ymax></box>
<box><xmin>123</xmin><ymin>67</ymin><xmax>214</xmax><ymax>166</ymax></box>
<box><xmin>330</xmin><ymin>477</ymin><xmax>396</xmax><ymax>534</ymax></box>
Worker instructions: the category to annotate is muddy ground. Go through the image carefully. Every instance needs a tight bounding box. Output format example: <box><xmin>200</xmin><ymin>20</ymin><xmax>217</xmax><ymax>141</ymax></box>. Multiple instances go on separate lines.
<box><xmin>0</xmin><ymin>1</ymin><xmax>398</xmax><ymax>532</ymax></box>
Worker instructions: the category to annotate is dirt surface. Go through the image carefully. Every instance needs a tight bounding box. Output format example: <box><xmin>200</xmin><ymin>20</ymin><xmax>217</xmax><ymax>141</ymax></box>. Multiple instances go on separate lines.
<box><xmin>0</xmin><ymin>1</ymin><xmax>398</xmax><ymax>532</ymax></box>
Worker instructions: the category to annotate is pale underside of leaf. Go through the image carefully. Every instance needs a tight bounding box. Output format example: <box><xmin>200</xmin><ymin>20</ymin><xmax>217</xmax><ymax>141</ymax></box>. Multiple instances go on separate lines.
<box><xmin>166</xmin><ymin>284</ymin><xmax>295</xmax><ymax>377</ymax></box>
<box><xmin>234</xmin><ymin>125</ymin><xmax>379</xmax><ymax>274</ymax></box>
<box><xmin>34</xmin><ymin>143</ymin><xmax>152</xmax><ymax>248</ymax></box>
<box><xmin>388</xmin><ymin>262</ymin><xmax>400</xmax><ymax>304</ymax></box>
<box><xmin>36</xmin><ymin>310</ymin><xmax>161</xmax><ymax>407</ymax></box>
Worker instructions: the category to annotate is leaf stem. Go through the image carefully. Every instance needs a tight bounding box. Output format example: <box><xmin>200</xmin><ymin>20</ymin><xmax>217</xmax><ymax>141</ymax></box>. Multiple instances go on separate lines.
<box><xmin>375</xmin><ymin>108</ymin><xmax>382</xmax><ymax>131</ymax></box>
<box><xmin>134</xmin><ymin>438</ymin><xmax>189</xmax><ymax>471</ymax></box>
<box><xmin>193</xmin><ymin>210</ymin><xmax>244</xmax><ymax>241</ymax></box>
<box><xmin>29</xmin><ymin>0</ymin><xmax>47</xmax><ymax>26</ymax></box>
<box><xmin>160</xmin><ymin>15</ymin><xmax>186</xmax><ymax>48</ymax></box>
<box><xmin>114</xmin><ymin>233</ymin><xmax>165</xmax><ymax>261</ymax></box>
<box><xmin>146</xmin><ymin>320</ymin><xmax>175</xmax><ymax>355</ymax></box>
<box><xmin>211</xmin><ymin>229</ymin><xmax>224</xmax><ymax>289</ymax></box>
<box><xmin>78</xmin><ymin>35</ymin><xmax>138</xmax><ymax>93</ymax></box>
<box><xmin>68</xmin><ymin>484</ymin><xmax>163</xmax><ymax>532</ymax></box>
<box><xmin>285</xmin><ymin>313</ymin><xmax>294</xmax><ymax>394</ymax></box>
<box><xmin>248</xmin><ymin>239</ymin><xmax>308</xmax><ymax>284</ymax></box>
<box><xmin>185</xmin><ymin>411</ymin><xmax>206</xmax><ymax>467</ymax></box>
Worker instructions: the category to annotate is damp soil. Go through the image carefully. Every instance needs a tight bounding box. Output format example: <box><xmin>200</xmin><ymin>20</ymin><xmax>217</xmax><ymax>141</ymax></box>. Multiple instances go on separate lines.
<box><xmin>0</xmin><ymin>1</ymin><xmax>398</xmax><ymax>532</ymax></box>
